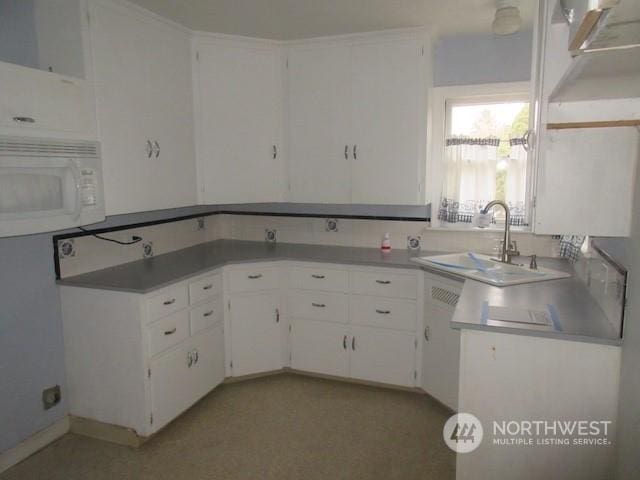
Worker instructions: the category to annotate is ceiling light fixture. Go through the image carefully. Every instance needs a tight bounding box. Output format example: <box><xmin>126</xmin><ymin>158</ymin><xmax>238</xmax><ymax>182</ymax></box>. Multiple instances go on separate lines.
<box><xmin>493</xmin><ymin>0</ymin><xmax>522</xmax><ymax>35</ymax></box>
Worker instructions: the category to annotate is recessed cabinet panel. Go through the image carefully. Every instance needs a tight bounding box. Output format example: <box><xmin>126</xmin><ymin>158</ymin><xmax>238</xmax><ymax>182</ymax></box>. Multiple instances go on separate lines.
<box><xmin>229</xmin><ymin>293</ymin><xmax>283</xmax><ymax>376</ymax></box>
<box><xmin>195</xmin><ymin>41</ymin><xmax>283</xmax><ymax>203</ymax></box>
<box><xmin>190</xmin><ymin>323</ymin><xmax>226</xmax><ymax>400</ymax></box>
<box><xmin>290</xmin><ymin>319</ymin><xmax>350</xmax><ymax>377</ymax></box>
<box><xmin>349</xmin><ymin>325</ymin><xmax>416</xmax><ymax>387</ymax></box>
<box><xmin>350</xmin><ymin>38</ymin><xmax>425</xmax><ymax>204</ymax></box>
<box><xmin>287</xmin><ymin>44</ymin><xmax>352</xmax><ymax>203</ymax></box>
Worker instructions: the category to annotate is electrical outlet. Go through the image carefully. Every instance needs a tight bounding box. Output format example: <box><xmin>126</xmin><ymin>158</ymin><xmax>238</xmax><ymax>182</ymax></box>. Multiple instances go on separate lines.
<box><xmin>325</xmin><ymin>218</ymin><xmax>339</xmax><ymax>232</ymax></box>
<box><xmin>42</xmin><ymin>385</ymin><xmax>61</xmax><ymax>410</ymax></box>
<box><xmin>407</xmin><ymin>236</ymin><xmax>421</xmax><ymax>251</ymax></box>
<box><xmin>265</xmin><ymin>229</ymin><xmax>277</xmax><ymax>243</ymax></box>
<box><xmin>58</xmin><ymin>239</ymin><xmax>75</xmax><ymax>258</ymax></box>
<box><xmin>143</xmin><ymin>241</ymin><xmax>154</xmax><ymax>258</ymax></box>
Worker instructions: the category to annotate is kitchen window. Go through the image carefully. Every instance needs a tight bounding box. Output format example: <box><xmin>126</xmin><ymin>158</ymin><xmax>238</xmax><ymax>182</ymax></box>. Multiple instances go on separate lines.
<box><xmin>428</xmin><ymin>83</ymin><xmax>532</xmax><ymax>229</ymax></box>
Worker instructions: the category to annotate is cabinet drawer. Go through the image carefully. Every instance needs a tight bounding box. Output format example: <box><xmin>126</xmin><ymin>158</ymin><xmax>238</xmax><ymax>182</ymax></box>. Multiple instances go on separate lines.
<box><xmin>288</xmin><ymin>292</ymin><xmax>349</xmax><ymax>324</ymax></box>
<box><xmin>146</xmin><ymin>285</ymin><xmax>189</xmax><ymax>322</ymax></box>
<box><xmin>190</xmin><ymin>299</ymin><xmax>224</xmax><ymax>335</ymax></box>
<box><xmin>350</xmin><ymin>270</ymin><xmax>417</xmax><ymax>299</ymax></box>
<box><xmin>148</xmin><ymin>310</ymin><xmax>189</xmax><ymax>357</ymax></box>
<box><xmin>189</xmin><ymin>273</ymin><xmax>222</xmax><ymax>305</ymax></box>
<box><xmin>229</xmin><ymin>267</ymin><xmax>279</xmax><ymax>293</ymax></box>
<box><xmin>350</xmin><ymin>296</ymin><xmax>417</xmax><ymax>331</ymax></box>
<box><xmin>289</xmin><ymin>266</ymin><xmax>349</xmax><ymax>293</ymax></box>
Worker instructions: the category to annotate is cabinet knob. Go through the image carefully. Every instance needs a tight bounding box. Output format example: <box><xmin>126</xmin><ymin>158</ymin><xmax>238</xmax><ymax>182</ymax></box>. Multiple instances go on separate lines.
<box><xmin>375</xmin><ymin>309</ymin><xmax>391</xmax><ymax>315</ymax></box>
<box><xmin>343</xmin><ymin>335</ymin><xmax>347</xmax><ymax>350</ymax></box>
<box><xmin>344</xmin><ymin>145</ymin><xmax>349</xmax><ymax>160</ymax></box>
<box><xmin>352</xmin><ymin>336</ymin><xmax>356</xmax><ymax>351</ymax></box>
<box><xmin>164</xmin><ymin>327</ymin><xmax>177</xmax><ymax>336</ymax></box>
<box><xmin>312</xmin><ymin>303</ymin><xmax>326</xmax><ymax>308</ymax></box>
<box><xmin>424</xmin><ymin>326</ymin><xmax>430</xmax><ymax>342</ymax></box>
<box><xmin>248</xmin><ymin>274</ymin><xmax>263</xmax><ymax>279</ymax></box>
<box><xmin>311</xmin><ymin>274</ymin><xmax>325</xmax><ymax>279</ymax></box>
<box><xmin>192</xmin><ymin>349</ymin><xmax>199</xmax><ymax>365</ymax></box>
<box><xmin>203</xmin><ymin>310</ymin><xmax>214</xmax><ymax>317</ymax></box>
<box><xmin>273</xmin><ymin>145</ymin><xmax>277</xmax><ymax>160</ymax></box>
<box><xmin>202</xmin><ymin>284</ymin><xmax>213</xmax><ymax>290</ymax></box>
<box><xmin>146</xmin><ymin>140</ymin><xmax>153</xmax><ymax>158</ymax></box>
<box><xmin>187</xmin><ymin>351</ymin><xmax>193</xmax><ymax>367</ymax></box>
<box><xmin>375</xmin><ymin>280</ymin><xmax>391</xmax><ymax>285</ymax></box>
<box><xmin>163</xmin><ymin>298</ymin><xmax>176</xmax><ymax>306</ymax></box>
<box><xmin>353</xmin><ymin>144</ymin><xmax>357</xmax><ymax>160</ymax></box>
<box><xmin>275</xmin><ymin>308</ymin><xmax>280</xmax><ymax>323</ymax></box>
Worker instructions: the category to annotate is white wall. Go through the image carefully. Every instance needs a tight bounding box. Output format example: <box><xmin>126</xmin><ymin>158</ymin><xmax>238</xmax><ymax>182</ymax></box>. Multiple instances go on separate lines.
<box><xmin>434</xmin><ymin>30</ymin><xmax>533</xmax><ymax>86</ymax></box>
<box><xmin>616</xmin><ymin>152</ymin><xmax>640</xmax><ymax>478</ymax></box>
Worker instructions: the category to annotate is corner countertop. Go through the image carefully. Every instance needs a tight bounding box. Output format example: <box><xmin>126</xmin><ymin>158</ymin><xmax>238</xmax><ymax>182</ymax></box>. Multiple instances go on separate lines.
<box><xmin>57</xmin><ymin>239</ymin><xmax>429</xmax><ymax>294</ymax></box>
<box><xmin>57</xmin><ymin>240</ymin><xmax>622</xmax><ymax>347</ymax></box>
<box><xmin>430</xmin><ymin>257</ymin><xmax>622</xmax><ymax>346</ymax></box>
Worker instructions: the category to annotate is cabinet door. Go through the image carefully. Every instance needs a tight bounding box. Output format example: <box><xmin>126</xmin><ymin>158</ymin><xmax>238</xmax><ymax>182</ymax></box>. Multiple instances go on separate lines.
<box><xmin>350</xmin><ymin>38</ymin><xmax>425</xmax><ymax>204</ymax></box>
<box><xmin>534</xmin><ymin>127</ymin><xmax>638</xmax><ymax>236</ymax></box>
<box><xmin>349</xmin><ymin>325</ymin><xmax>416</xmax><ymax>387</ymax></box>
<box><xmin>150</xmin><ymin>342</ymin><xmax>194</xmax><ymax>433</ymax></box>
<box><xmin>290</xmin><ymin>319</ymin><xmax>349</xmax><ymax>377</ymax></box>
<box><xmin>421</xmin><ymin>303</ymin><xmax>460</xmax><ymax>410</ymax></box>
<box><xmin>191</xmin><ymin>322</ymin><xmax>226</xmax><ymax>400</ymax></box>
<box><xmin>287</xmin><ymin>44</ymin><xmax>352</xmax><ymax>203</ymax></box>
<box><xmin>195</xmin><ymin>43</ymin><xmax>283</xmax><ymax>203</ymax></box>
<box><xmin>230</xmin><ymin>294</ymin><xmax>283</xmax><ymax>376</ymax></box>
<box><xmin>90</xmin><ymin>1</ymin><xmax>195</xmax><ymax>215</ymax></box>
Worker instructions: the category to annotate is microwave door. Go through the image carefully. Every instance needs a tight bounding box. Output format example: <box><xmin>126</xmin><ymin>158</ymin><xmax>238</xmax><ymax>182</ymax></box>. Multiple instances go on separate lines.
<box><xmin>0</xmin><ymin>159</ymin><xmax>81</xmax><ymax>222</ymax></box>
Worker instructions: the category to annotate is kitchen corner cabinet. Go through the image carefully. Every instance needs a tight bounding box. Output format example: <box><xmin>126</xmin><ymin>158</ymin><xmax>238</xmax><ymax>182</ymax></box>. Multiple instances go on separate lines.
<box><xmin>60</xmin><ymin>270</ymin><xmax>225</xmax><ymax>437</ymax></box>
<box><xmin>421</xmin><ymin>273</ymin><xmax>462</xmax><ymax>410</ymax></box>
<box><xmin>193</xmin><ymin>38</ymin><xmax>285</xmax><ymax>204</ymax></box>
<box><xmin>287</xmin><ymin>32</ymin><xmax>430</xmax><ymax>204</ymax></box>
<box><xmin>89</xmin><ymin>0</ymin><xmax>196</xmax><ymax>215</ymax></box>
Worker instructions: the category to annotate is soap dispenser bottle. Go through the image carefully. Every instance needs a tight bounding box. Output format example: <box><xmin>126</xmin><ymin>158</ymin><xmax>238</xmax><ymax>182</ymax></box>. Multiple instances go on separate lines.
<box><xmin>381</xmin><ymin>233</ymin><xmax>391</xmax><ymax>253</ymax></box>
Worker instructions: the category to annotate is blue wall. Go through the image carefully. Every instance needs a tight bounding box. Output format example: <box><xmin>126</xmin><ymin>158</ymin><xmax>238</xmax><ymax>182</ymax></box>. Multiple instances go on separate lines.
<box><xmin>434</xmin><ymin>30</ymin><xmax>533</xmax><ymax>86</ymax></box>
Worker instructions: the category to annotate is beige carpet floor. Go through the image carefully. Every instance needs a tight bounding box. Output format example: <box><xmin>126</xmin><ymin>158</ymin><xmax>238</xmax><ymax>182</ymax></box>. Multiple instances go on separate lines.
<box><xmin>1</xmin><ymin>373</ymin><xmax>455</xmax><ymax>480</ymax></box>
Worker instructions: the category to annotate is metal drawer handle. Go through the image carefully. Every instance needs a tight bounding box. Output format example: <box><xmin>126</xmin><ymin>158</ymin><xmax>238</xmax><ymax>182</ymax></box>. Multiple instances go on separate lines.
<box><xmin>273</xmin><ymin>145</ymin><xmax>278</xmax><ymax>159</ymax></box>
<box><xmin>164</xmin><ymin>327</ymin><xmax>176</xmax><ymax>336</ymax></box>
<box><xmin>202</xmin><ymin>284</ymin><xmax>213</xmax><ymax>290</ymax></box>
<box><xmin>13</xmin><ymin>116</ymin><xmax>35</xmax><ymax>123</ymax></box>
<box><xmin>192</xmin><ymin>349</ymin><xmax>199</xmax><ymax>364</ymax></box>
<box><xmin>203</xmin><ymin>310</ymin><xmax>214</xmax><ymax>317</ymax></box>
<box><xmin>187</xmin><ymin>351</ymin><xmax>193</xmax><ymax>367</ymax></box>
<box><xmin>163</xmin><ymin>298</ymin><xmax>176</xmax><ymax>306</ymax></box>
<box><xmin>311</xmin><ymin>274</ymin><xmax>325</xmax><ymax>279</ymax></box>
<box><xmin>424</xmin><ymin>326</ymin><xmax>430</xmax><ymax>341</ymax></box>
<box><xmin>146</xmin><ymin>140</ymin><xmax>153</xmax><ymax>158</ymax></box>
<box><xmin>343</xmin><ymin>335</ymin><xmax>347</xmax><ymax>350</ymax></box>
<box><xmin>312</xmin><ymin>303</ymin><xmax>326</xmax><ymax>308</ymax></box>
<box><xmin>353</xmin><ymin>144</ymin><xmax>357</xmax><ymax>160</ymax></box>
<box><xmin>376</xmin><ymin>280</ymin><xmax>391</xmax><ymax>285</ymax></box>
<box><xmin>248</xmin><ymin>274</ymin><xmax>263</xmax><ymax>279</ymax></box>
<box><xmin>344</xmin><ymin>145</ymin><xmax>349</xmax><ymax>160</ymax></box>
<box><xmin>154</xmin><ymin>140</ymin><xmax>160</xmax><ymax>158</ymax></box>
<box><xmin>276</xmin><ymin>308</ymin><xmax>280</xmax><ymax>323</ymax></box>
<box><xmin>352</xmin><ymin>336</ymin><xmax>356</xmax><ymax>351</ymax></box>
<box><xmin>376</xmin><ymin>309</ymin><xmax>391</xmax><ymax>315</ymax></box>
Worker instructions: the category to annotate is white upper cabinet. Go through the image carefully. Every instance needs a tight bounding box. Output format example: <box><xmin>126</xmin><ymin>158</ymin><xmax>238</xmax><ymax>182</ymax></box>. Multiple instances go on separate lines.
<box><xmin>350</xmin><ymin>38</ymin><xmax>426</xmax><ymax>204</ymax></box>
<box><xmin>90</xmin><ymin>0</ymin><xmax>196</xmax><ymax>215</ymax></box>
<box><xmin>287</xmin><ymin>31</ymin><xmax>430</xmax><ymax>205</ymax></box>
<box><xmin>0</xmin><ymin>0</ymin><xmax>95</xmax><ymax>138</ymax></box>
<box><xmin>287</xmin><ymin>43</ymin><xmax>353</xmax><ymax>203</ymax></box>
<box><xmin>194</xmin><ymin>37</ymin><xmax>284</xmax><ymax>204</ymax></box>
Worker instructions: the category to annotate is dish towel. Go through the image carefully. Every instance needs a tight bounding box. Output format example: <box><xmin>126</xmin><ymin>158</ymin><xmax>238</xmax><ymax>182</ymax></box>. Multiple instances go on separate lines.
<box><xmin>559</xmin><ymin>235</ymin><xmax>585</xmax><ymax>263</ymax></box>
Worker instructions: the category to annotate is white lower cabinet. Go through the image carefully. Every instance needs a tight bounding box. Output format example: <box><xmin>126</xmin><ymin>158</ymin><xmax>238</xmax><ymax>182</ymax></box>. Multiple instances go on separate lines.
<box><xmin>350</xmin><ymin>325</ymin><xmax>417</xmax><ymax>387</ymax></box>
<box><xmin>229</xmin><ymin>293</ymin><xmax>284</xmax><ymax>376</ymax></box>
<box><xmin>421</xmin><ymin>274</ymin><xmax>462</xmax><ymax>410</ymax></box>
<box><xmin>190</xmin><ymin>322</ymin><xmax>226</xmax><ymax>400</ymax></box>
<box><xmin>291</xmin><ymin>319</ymin><xmax>350</xmax><ymax>377</ymax></box>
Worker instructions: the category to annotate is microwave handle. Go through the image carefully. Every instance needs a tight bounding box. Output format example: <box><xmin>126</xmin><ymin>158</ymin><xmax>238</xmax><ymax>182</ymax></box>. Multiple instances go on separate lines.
<box><xmin>68</xmin><ymin>160</ymin><xmax>82</xmax><ymax>221</ymax></box>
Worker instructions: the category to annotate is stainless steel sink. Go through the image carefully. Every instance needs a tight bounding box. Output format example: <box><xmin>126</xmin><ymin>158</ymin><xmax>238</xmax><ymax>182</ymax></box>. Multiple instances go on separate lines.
<box><xmin>412</xmin><ymin>252</ymin><xmax>571</xmax><ymax>287</ymax></box>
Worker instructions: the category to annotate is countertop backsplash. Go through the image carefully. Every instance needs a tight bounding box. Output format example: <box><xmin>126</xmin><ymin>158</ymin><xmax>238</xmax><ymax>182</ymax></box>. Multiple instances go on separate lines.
<box><xmin>57</xmin><ymin>213</ymin><xmax>560</xmax><ymax>279</ymax></box>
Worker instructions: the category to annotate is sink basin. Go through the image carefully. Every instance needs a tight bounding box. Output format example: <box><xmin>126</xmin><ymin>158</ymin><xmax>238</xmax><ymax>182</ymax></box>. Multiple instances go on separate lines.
<box><xmin>411</xmin><ymin>252</ymin><xmax>571</xmax><ymax>287</ymax></box>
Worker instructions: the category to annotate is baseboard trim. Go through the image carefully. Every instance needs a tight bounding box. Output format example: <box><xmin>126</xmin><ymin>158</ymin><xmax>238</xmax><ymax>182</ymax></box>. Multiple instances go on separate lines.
<box><xmin>69</xmin><ymin>416</ymin><xmax>145</xmax><ymax>448</ymax></box>
<box><xmin>0</xmin><ymin>416</ymin><xmax>70</xmax><ymax>474</ymax></box>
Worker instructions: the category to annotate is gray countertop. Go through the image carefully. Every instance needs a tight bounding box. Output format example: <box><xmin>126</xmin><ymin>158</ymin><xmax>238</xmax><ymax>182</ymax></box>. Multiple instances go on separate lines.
<box><xmin>437</xmin><ymin>257</ymin><xmax>622</xmax><ymax>346</ymax></box>
<box><xmin>57</xmin><ymin>240</ymin><xmax>621</xmax><ymax>346</ymax></box>
<box><xmin>57</xmin><ymin>239</ymin><xmax>428</xmax><ymax>294</ymax></box>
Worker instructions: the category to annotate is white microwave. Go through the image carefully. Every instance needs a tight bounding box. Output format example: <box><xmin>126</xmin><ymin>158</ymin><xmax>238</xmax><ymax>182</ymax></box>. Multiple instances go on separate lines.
<box><xmin>0</xmin><ymin>136</ymin><xmax>105</xmax><ymax>237</ymax></box>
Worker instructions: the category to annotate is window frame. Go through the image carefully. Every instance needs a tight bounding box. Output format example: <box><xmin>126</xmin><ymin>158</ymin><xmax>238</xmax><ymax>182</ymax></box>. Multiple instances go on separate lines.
<box><xmin>427</xmin><ymin>82</ymin><xmax>534</xmax><ymax>231</ymax></box>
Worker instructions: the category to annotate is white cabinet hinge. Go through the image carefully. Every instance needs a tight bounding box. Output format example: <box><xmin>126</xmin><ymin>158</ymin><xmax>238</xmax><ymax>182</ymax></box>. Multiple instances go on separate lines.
<box><xmin>286</xmin><ymin>58</ymin><xmax>289</xmax><ymax>69</ymax></box>
<box><xmin>288</xmin><ymin>324</ymin><xmax>292</xmax><ymax>333</ymax></box>
<box><xmin>196</xmin><ymin>50</ymin><xmax>200</xmax><ymax>61</ymax></box>
<box><xmin>150</xmin><ymin>413</ymin><xmax>153</xmax><ymax>425</ymax></box>
<box><xmin>228</xmin><ymin>300</ymin><xmax>231</xmax><ymax>311</ymax></box>
<box><xmin>230</xmin><ymin>361</ymin><xmax>233</xmax><ymax>369</ymax></box>
<box><xmin>414</xmin><ymin>370</ymin><xmax>417</xmax><ymax>380</ymax></box>
<box><xmin>414</xmin><ymin>338</ymin><xmax>418</xmax><ymax>349</ymax></box>
<box><xmin>421</xmin><ymin>46</ymin><xmax>424</xmax><ymax>56</ymax></box>
<box><xmin>147</xmin><ymin>368</ymin><xmax>151</xmax><ymax>379</ymax></box>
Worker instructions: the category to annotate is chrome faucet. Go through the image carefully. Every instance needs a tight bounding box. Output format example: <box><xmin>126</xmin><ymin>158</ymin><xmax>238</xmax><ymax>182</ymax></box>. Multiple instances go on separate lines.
<box><xmin>481</xmin><ymin>200</ymin><xmax>520</xmax><ymax>264</ymax></box>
